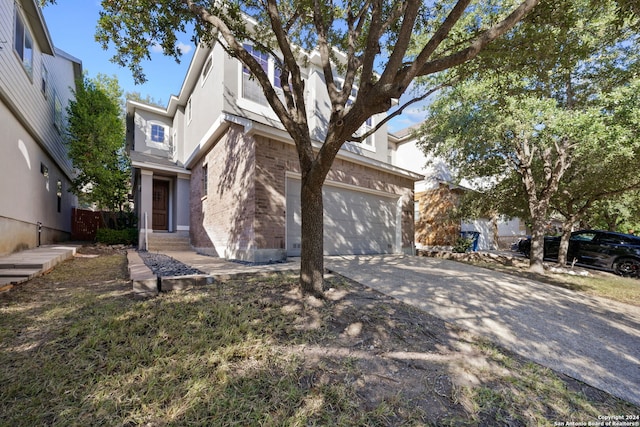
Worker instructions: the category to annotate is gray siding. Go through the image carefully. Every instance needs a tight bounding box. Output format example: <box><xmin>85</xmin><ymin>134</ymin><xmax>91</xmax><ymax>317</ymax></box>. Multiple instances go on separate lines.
<box><xmin>0</xmin><ymin>0</ymin><xmax>78</xmax><ymax>179</ymax></box>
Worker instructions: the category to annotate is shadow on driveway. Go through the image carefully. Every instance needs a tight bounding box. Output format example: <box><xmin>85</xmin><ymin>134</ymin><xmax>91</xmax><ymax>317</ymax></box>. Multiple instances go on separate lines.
<box><xmin>325</xmin><ymin>255</ymin><xmax>640</xmax><ymax>406</ymax></box>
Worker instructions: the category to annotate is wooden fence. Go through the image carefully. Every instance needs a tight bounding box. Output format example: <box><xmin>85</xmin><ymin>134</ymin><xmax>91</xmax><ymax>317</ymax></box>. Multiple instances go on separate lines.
<box><xmin>71</xmin><ymin>208</ymin><xmax>105</xmax><ymax>241</ymax></box>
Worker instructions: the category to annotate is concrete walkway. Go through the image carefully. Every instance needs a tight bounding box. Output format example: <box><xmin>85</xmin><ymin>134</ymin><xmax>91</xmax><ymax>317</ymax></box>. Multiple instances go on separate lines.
<box><xmin>0</xmin><ymin>245</ymin><xmax>78</xmax><ymax>288</ymax></box>
<box><xmin>324</xmin><ymin>255</ymin><xmax>640</xmax><ymax>407</ymax></box>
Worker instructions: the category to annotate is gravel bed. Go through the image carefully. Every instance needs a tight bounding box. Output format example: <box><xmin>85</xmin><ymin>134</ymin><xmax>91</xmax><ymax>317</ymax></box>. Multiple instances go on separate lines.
<box><xmin>137</xmin><ymin>251</ymin><xmax>205</xmax><ymax>277</ymax></box>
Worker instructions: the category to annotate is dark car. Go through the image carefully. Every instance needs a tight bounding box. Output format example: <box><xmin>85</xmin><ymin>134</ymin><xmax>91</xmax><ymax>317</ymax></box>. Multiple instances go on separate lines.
<box><xmin>518</xmin><ymin>230</ymin><xmax>640</xmax><ymax>277</ymax></box>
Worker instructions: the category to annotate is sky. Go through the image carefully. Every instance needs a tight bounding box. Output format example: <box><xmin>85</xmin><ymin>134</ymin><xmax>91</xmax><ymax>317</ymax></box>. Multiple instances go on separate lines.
<box><xmin>42</xmin><ymin>1</ymin><xmax>195</xmax><ymax>106</ymax></box>
<box><xmin>41</xmin><ymin>1</ymin><xmax>425</xmax><ymax>133</ymax></box>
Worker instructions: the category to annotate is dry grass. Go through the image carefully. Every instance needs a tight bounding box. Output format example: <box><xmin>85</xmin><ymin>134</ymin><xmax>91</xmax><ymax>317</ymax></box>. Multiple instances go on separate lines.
<box><xmin>0</xmin><ymin>249</ymin><xmax>637</xmax><ymax>426</ymax></box>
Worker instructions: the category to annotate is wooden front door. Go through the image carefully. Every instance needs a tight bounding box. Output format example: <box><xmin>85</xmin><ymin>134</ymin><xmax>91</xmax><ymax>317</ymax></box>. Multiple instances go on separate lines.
<box><xmin>152</xmin><ymin>180</ymin><xmax>169</xmax><ymax>230</ymax></box>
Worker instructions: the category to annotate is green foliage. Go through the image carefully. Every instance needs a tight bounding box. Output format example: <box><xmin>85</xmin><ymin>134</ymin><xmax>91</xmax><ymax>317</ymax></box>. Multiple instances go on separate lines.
<box><xmin>95</xmin><ymin>228</ymin><xmax>138</xmax><ymax>245</ymax></box>
<box><xmin>453</xmin><ymin>236</ymin><xmax>474</xmax><ymax>253</ymax></box>
<box><xmin>66</xmin><ymin>75</ymin><xmax>130</xmax><ymax>211</ymax></box>
<box><xmin>417</xmin><ymin>0</ymin><xmax>640</xmax><ymax>270</ymax></box>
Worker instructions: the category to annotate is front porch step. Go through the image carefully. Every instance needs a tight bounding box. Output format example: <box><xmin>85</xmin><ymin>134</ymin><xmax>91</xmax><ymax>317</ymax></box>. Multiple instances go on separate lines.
<box><xmin>146</xmin><ymin>231</ymin><xmax>192</xmax><ymax>252</ymax></box>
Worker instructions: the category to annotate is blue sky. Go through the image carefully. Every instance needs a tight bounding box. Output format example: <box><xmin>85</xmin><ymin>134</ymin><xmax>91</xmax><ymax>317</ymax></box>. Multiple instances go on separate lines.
<box><xmin>41</xmin><ymin>1</ymin><xmax>424</xmax><ymax>132</ymax></box>
<box><xmin>42</xmin><ymin>1</ymin><xmax>194</xmax><ymax>106</ymax></box>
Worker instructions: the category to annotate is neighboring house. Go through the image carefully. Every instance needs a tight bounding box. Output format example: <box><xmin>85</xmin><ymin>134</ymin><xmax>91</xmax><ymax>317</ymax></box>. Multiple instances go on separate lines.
<box><xmin>127</xmin><ymin>43</ymin><xmax>422</xmax><ymax>262</ymax></box>
<box><xmin>0</xmin><ymin>0</ymin><xmax>81</xmax><ymax>255</ymax></box>
<box><xmin>390</xmin><ymin>127</ymin><xmax>528</xmax><ymax>250</ymax></box>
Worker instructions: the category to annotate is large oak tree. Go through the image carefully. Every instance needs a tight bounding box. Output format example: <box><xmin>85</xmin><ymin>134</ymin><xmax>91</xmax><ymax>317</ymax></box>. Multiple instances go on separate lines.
<box><xmin>46</xmin><ymin>0</ymin><xmax>545</xmax><ymax>295</ymax></box>
<box><xmin>415</xmin><ymin>0</ymin><xmax>639</xmax><ymax>272</ymax></box>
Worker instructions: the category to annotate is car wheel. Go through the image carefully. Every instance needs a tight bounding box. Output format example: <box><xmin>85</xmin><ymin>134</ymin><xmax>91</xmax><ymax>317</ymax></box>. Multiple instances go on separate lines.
<box><xmin>613</xmin><ymin>257</ymin><xmax>640</xmax><ymax>277</ymax></box>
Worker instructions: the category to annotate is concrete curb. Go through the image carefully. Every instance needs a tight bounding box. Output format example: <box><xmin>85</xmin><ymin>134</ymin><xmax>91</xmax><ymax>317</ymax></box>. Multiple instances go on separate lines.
<box><xmin>126</xmin><ymin>250</ymin><xmax>300</xmax><ymax>297</ymax></box>
<box><xmin>127</xmin><ymin>251</ymin><xmax>214</xmax><ymax>296</ymax></box>
<box><xmin>127</xmin><ymin>251</ymin><xmax>159</xmax><ymax>297</ymax></box>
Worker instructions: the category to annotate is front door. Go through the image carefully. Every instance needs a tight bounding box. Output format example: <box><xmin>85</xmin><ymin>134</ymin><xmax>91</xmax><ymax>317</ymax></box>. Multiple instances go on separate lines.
<box><xmin>152</xmin><ymin>180</ymin><xmax>169</xmax><ymax>230</ymax></box>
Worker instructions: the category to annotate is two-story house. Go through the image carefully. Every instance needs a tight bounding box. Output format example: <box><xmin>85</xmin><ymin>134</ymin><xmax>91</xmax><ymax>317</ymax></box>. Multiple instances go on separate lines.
<box><xmin>127</xmin><ymin>42</ymin><xmax>422</xmax><ymax>262</ymax></box>
<box><xmin>0</xmin><ymin>0</ymin><xmax>82</xmax><ymax>255</ymax></box>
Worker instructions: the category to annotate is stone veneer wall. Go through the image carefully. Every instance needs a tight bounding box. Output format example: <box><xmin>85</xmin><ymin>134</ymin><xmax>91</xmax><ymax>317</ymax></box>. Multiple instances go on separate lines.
<box><xmin>190</xmin><ymin>126</ymin><xmax>416</xmax><ymax>260</ymax></box>
<box><xmin>254</xmin><ymin>134</ymin><xmax>416</xmax><ymax>253</ymax></box>
<box><xmin>190</xmin><ymin>124</ymin><xmax>257</xmax><ymax>259</ymax></box>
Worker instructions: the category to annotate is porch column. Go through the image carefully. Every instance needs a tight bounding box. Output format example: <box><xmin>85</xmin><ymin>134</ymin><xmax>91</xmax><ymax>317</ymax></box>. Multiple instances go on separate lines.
<box><xmin>139</xmin><ymin>170</ymin><xmax>154</xmax><ymax>247</ymax></box>
<box><xmin>175</xmin><ymin>173</ymin><xmax>191</xmax><ymax>232</ymax></box>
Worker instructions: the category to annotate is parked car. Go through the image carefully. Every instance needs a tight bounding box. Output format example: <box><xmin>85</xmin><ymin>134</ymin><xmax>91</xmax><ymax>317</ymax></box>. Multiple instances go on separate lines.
<box><xmin>518</xmin><ymin>230</ymin><xmax>640</xmax><ymax>277</ymax></box>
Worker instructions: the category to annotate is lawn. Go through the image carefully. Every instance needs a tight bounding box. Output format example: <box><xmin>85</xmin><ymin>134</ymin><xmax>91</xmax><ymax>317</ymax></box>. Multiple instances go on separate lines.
<box><xmin>0</xmin><ymin>248</ymin><xmax>637</xmax><ymax>426</ymax></box>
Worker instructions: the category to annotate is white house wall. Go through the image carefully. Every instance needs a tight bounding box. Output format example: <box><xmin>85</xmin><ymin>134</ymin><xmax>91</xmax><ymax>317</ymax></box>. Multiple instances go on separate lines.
<box><xmin>0</xmin><ymin>0</ymin><xmax>80</xmax><ymax>254</ymax></box>
<box><xmin>181</xmin><ymin>46</ymin><xmax>227</xmax><ymax>164</ymax></box>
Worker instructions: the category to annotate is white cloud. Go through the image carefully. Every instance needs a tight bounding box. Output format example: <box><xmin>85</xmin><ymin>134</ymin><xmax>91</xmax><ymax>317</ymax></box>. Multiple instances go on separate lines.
<box><xmin>176</xmin><ymin>42</ymin><xmax>193</xmax><ymax>55</ymax></box>
<box><xmin>150</xmin><ymin>41</ymin><xmax>193</xmax><ymax>55</ymax></box>
<box><xmin>150</xmin><ymin>42</ymin><xmax>163</xmax><ymax>54</ymax></box>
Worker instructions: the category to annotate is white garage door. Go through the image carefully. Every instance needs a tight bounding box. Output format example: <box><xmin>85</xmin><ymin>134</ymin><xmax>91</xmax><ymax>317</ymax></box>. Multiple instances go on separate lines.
<box><xmin>286</xmin><ymin>178</ymin><xmax>399</xmax><ymax>256</ymax></box>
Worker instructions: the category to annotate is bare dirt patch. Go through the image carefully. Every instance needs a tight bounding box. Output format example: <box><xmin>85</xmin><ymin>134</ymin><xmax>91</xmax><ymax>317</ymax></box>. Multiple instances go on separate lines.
<box><xmin>0</xmin><ymin>246</ymin><xmax>637</xmax><ymax>426</ymax></box>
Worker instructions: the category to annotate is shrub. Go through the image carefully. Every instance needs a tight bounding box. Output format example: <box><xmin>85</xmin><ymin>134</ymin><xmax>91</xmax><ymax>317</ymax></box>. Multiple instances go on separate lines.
<box><xmin>95</xmin><ymin>227</ymin><xmax>138</xmax><ymax>245</ymax></box>
<box><xmin>452</xmin><ymin>237</ymin><xmax>474</xmax><ymax>253</ymax></box>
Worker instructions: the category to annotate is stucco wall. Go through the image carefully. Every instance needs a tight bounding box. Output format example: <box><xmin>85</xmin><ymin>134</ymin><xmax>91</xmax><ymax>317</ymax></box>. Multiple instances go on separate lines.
<box><xmin>0</xmin><ymin>101</ymin><xmax>73</xmax><ymax>255</ymax></box>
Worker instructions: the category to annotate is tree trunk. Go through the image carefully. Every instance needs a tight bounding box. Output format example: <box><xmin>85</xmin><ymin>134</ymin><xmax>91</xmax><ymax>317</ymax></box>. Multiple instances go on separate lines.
<box><xmin>529</xmin><ymin>220</ymin><xmax>546</xmax><ymax>274</ymax></box>
<box><xmin>299</xmin><ymin>174</ymin><xmax>325</xmax><ymax>297</ymax></box>
<box><xmin>557</xmin><ymin>226</ymin><xmax>573</xmax><ymax>266</ymax></box>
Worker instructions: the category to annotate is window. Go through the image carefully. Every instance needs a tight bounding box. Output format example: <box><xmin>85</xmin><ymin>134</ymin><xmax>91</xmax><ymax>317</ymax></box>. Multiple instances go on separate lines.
<box><xmin>53</xmin><ymin>92</ymin><xmax>63</xmax><ymax>131</ymax></box>
<box><xmin>41</xmin><ymin>65</ymin><xmax>48</xmax><ymax>98</ymax></box>
<box><xmin>202</xmin><ymin>164</ymin><xmax>208</xmax><ymax>196</ymax></box>
<box><xmin>57</xmin><ymin>180</ymin><xmax>62</xmax><ymax>213</ymax></box>
<box><xmin>150</xmin><ymin>124</ymin><xmax>165</xmax><ymax>143</ymax></box>
<box><xmin>241</xmin><ymin>44</ymin><xmax>284</xmax><ymax>105</ymax></box>
<box><xmin>187</xmin><ymin>96</ymin><xmax>193</xmax><ymax>124</ymax></box>
<box><xmin>14</xmin><ymin>9</ymin><xmax>33</xmax><ymax>76</ymax></box>
<box><xmin>146</xmin><ymin>122</ymin><xmax>169</xmax><ymax>149</ymax></box>
<box><xmin>201</xmin><ymin>56</ymin><xmax>213</xmax><ymax>84</ymax></box>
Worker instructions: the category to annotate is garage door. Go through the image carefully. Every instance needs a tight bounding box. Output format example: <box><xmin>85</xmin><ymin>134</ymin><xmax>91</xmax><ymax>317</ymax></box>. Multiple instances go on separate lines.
<box><xmin>286</xmin><ymin>178</ymin><xmax>399</xmax><ymax>256</ymax></box>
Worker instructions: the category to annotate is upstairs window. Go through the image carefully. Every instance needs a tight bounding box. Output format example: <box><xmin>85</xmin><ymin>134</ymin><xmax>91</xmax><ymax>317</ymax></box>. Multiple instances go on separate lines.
<box><xmin>53</xmin><ymin>92</ymin><xmax>64</xmax><ymax>131</ymax></box>
<box><xmin>201</xmin><ymin>56</ymin><xmax>213</xmax><ymax>85</ymax></box>
<box><xmin>242</xmin><ymin>44</ymin><xmax>285</xmax><ymax>105</ymax></box>
<box><xmin>14</xmin><ymin>9</ymin><xmax>33</xmax><ymax>77</ymax></box>
<box><xmin>146</xmin><ymin>122</ymin><xmax>169</xmax><ymax>149</ymax></box>
<box><xmin>41</xmin><ymin>65</ymin><xmax>48</xmax><ymax>98</ymax></box>
<box><xmin>150</xmin><ymin>124</ymin><xmax>165</xmax><ymax>143</ymax></box>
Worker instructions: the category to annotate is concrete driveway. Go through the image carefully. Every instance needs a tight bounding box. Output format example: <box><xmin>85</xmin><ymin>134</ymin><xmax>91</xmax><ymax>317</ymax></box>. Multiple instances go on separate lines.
<box><xmin>325</xmin><ymin>254</ymin><xmax>640</xmax><ymax>406</ymax></box>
